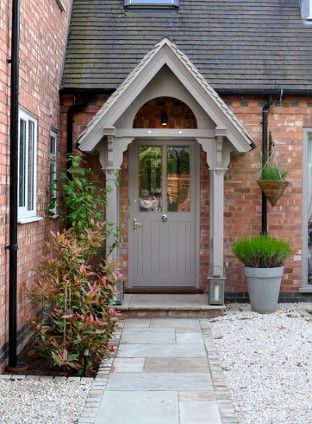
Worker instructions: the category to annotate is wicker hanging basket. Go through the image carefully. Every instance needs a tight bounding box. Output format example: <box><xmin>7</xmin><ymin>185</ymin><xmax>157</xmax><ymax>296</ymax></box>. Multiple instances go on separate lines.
<box><xmin>257</xmin><ymin>179</ymin><xmax>289</xmax><ymax>207</ymax></box>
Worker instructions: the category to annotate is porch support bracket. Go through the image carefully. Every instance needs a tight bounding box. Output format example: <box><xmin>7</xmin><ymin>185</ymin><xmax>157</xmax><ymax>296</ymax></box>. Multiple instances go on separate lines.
<box><xmin>97</xmin><ymin>132</ymin><xmax>134</xmax><ymax>261</ymax></box>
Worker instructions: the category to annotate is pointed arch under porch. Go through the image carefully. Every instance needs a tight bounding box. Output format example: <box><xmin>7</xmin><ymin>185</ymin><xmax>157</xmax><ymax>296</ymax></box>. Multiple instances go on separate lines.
<box><xmin>76</xmin><ymin>38</ymin><xmax>253</xmax><ymax>298</ymax></box>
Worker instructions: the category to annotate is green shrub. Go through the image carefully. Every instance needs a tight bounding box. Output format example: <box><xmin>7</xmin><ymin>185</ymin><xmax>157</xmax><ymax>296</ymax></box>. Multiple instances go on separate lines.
<box><xmin>232</xmin><ymin>235</ymin><xmax>291</xmax><ymax>268</ymax></box>
<box><xmin>261</xmin><ymin>165</ymin><xmax>287</xmax><ymax>181</ymax></box>
<box><xmin>29</xmin><ymin>153</ymin><xmax>122</xmax><ymax>375</ymax></box>
<box><xmin>28</xmin><ymin>226</ymin><xmax>120</xmax><ymax>375</ymax></box>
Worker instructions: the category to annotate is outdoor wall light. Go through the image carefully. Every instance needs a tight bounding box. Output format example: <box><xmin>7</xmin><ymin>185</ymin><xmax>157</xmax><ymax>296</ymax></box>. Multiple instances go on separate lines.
<box><xmin>161</xmin><ymin>112</ymin><xmax>168</xmax><ymax>126</ymax></box>
<box><xmin>208</xmin><ymin>278</ymin><xmax>225</xmax><ymax>305</ymax></box>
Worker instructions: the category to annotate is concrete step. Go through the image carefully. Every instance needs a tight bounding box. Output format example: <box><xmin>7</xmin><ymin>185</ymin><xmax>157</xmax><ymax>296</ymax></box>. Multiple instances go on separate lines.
<box><xmin>114</xmin><ymin>294</ymin><xmax>224</xmax><ymax>318</ymax></box>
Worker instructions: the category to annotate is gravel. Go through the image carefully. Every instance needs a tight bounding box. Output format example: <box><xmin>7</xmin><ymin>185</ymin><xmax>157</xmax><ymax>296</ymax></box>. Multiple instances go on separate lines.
<box><xmin>210</xmin><ymin>303</ymin><xmax>312</xmax><ymax>424</ymax></box>
<box><xmin>0</xmin><ymin>379</ymin><xmax>92</xmax><ymax>424</ymax></box>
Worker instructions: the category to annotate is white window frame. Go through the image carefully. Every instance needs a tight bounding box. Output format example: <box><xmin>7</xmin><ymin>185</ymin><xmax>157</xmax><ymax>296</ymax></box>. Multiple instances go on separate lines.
<box><xmin>49</xmin><ymin>129</ymin><xmax>58</xmax><ymax>218</ymax></box>
<box><xmin>18</xmin><ymin>109</ymin><xmax>38</xmax><ymax>220</ymax></box>
<box><xmin>308</xmin><ymin>0</ymin><xmax>312</xmax><ymax>19</ymax></box>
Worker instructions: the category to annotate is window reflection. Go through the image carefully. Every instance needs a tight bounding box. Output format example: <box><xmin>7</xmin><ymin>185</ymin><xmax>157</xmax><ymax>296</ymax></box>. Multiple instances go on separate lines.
<box><xmin>139</xmin><ymin>146</ymin><xmax>162</xmax><ymax>212</ymax></box>
<box><xmin>167</xmin><ymin>146</ymin><xmax>190</xmax><ymax>212</ymax></box>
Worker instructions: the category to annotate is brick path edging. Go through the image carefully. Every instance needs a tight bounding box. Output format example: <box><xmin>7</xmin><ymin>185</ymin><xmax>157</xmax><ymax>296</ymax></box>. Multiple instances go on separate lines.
<box><xmin>78</xmin><ymin>320</ymin><xmax>125</xmax><ymax>424</ymax></box>
<box><xmin>199</xmin><ymin>319</ymin><xmax>238</xmax><ymax>424</ymax></box>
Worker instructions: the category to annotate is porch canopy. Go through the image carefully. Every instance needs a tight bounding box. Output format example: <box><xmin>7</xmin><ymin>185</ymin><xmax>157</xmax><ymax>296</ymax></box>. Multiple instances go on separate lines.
<box><xmin>77</xmin><ymin>38</ymin><xmax>253</xmax><ymax>287</ymax></box>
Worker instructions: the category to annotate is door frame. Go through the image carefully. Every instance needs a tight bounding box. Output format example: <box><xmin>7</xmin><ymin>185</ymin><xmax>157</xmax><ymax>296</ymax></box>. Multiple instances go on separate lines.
<box><xmin>127</xmin><ymin>138</ymin><xmax>200</xmax><ymax>290</ymax></box>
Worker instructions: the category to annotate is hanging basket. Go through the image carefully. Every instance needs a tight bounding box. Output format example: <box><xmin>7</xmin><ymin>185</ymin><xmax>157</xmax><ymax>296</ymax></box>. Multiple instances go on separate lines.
<box><xmin>257</xmin><ymin>179</ymin><xmax>289</xmax><ymax>207</ymax></box>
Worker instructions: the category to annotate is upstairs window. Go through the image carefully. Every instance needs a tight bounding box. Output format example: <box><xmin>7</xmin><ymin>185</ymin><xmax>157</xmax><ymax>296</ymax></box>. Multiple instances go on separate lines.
<box><xmin>18</xmin><ymin>110</ymin><xmax>38</xmax><ymax>220</ymax></box>
<box><xmin>124</xmin><ymin>0</ymin><xmax>179</xmax><ymax>7</ymax></box>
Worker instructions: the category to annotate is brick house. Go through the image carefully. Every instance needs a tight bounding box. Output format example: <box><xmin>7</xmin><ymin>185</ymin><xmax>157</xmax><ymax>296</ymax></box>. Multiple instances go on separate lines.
<box><xmin>60</xmin><ymin>0</ymin><xmax>312</xmax><ymax>301</ymax></box>
<box><xmin>1</xmin><ymin>0</ymin><xmax>312</xmax><ymax>369</ymax></box>
<box><xmin>0</xmin><ymin>0</ymin><xmax>72</xmax><ymax>369</ymax></box>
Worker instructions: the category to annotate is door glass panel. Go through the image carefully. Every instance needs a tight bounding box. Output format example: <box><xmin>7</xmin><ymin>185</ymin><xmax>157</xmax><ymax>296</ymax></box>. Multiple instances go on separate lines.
<box><xmin>139</xmin><ymin>146</ymin><xmax>162</xmax><ymax>212</ymax></box>
<box><xmin>167</xmin><ymin>146</ymin><xmax>190</xmax><ymax>212</ymax></box>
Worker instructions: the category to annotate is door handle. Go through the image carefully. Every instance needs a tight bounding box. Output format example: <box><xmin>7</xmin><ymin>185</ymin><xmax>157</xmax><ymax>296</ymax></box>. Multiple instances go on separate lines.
<box><xmin>161</xmin><ymin>214</ymin><xmax>168</xmax><ymax>222</ymax></box>
<box><xmin>133</xmin><ymin>218</ymin><xmax>142</xmax><ymax>230</ymax></box>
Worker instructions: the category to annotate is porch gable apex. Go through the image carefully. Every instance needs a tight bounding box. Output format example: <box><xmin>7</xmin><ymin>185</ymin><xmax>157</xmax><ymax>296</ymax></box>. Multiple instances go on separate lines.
<box><xmin>77</xmin><ymin>38</ymin><xmax>254</xmax><ymax>153</ymax></box>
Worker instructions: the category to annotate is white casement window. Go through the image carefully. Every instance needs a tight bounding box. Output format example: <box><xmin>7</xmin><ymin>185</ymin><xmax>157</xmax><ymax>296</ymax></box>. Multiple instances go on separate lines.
<box><xmin>309</xmin><ymin>0</ymin><xmax>312</xmax><ymax>19</ymax></box>
<box><xmin>49</xmin><ymin>130</ymin><xmax>58</xmax><ymax>218</ymax></box>
<box><xmin>18</xmin><ymin>110</ymin><xmax>38</xmax><ymax>220</ymax></box>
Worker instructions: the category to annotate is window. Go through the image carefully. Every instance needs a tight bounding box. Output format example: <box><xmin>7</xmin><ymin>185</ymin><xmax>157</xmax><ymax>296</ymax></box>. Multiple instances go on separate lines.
<box><xmin>49</xmin><ymin>130</ymin><xmax>58</xmax><ymax>218</ymax></box>
<box><xmin>18</xmin><ymin>110</ymin><xmax>38</xmax><ymax>220</ymax></box>
<box><xmin>124</xmin><ymin>0</ymin><xmax>179</xmax><ymax>7</ymax></box>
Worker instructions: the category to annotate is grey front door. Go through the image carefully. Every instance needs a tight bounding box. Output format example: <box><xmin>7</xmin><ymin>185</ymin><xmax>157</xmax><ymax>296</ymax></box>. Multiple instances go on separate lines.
<box><xmin>128</xmin><ymin>140</ymin><xmax>199</xmax><ymax>288</ymax></box>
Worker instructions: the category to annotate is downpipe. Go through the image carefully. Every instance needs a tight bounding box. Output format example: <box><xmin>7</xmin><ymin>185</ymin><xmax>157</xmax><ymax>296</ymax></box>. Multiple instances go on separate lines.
<box><xmin>8</xmin><ymin>0</ymin><xmax>21</xmax><ymax>367</ymax></box>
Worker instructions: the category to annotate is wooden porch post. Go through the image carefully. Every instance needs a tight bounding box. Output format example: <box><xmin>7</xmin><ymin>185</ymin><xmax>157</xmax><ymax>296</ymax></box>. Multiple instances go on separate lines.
<box><xmin>105</xmin><ymin>167</ymin><xmax>119</xmax><ymax>261</ymax></box>
<box><xmin>97</xmin><ymin>132</ymin><xmax>134</xmax><ymax>261</ymax></box>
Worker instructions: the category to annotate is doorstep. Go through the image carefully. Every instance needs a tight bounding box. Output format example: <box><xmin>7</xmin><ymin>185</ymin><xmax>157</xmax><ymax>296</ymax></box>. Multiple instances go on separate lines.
<box><xmin>114</xmin><ymin>294</ymin><xmax>225</xmax><ymax>318</ymax></box>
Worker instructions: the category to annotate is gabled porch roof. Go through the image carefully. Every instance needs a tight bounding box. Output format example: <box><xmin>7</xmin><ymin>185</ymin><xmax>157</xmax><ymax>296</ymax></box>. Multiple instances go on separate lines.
<box><xmin>77</xmin><ymin>38</ymin><xmax>254</xmax><ymax>153</ymax></box>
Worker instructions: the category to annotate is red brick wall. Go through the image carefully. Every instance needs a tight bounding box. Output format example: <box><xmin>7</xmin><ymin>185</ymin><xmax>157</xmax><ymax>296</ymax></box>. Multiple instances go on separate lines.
<box><xmin>133</xmin><ymin>97</ymin><xmax>197</xmax><ymax>129</ymax></box>
<box><xmin>0</xmin><ymin>0</ymin><xmax>72</xmax><ymax>366</ymax></box>
<box><xmin>224</xmin><ymin>97</ymin><xmax>312</xmax><ymax>293</ymax></box>
<box><xmin>63</xmin><ymin>94</ymin><xmax>312</xmax><ymax>295</ymax></box>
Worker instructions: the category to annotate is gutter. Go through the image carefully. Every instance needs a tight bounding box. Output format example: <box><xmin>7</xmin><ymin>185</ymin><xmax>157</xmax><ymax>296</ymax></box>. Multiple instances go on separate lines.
<box><xmin>261</xmin><ymin>97</ymin><xmax>273</xmax><ymax>236</ymax></box>
<box><xmin>8</xmin><ymin>0</ymin><xmax>20</xmax><ymax>368</ymax></box>
<box><xmin>60</xmin><ymin>87</ymin><xmax>312</xmax><ymax>98</ymax></box>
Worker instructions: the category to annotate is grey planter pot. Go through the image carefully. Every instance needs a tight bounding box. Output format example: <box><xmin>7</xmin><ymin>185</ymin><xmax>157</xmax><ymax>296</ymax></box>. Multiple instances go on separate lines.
<box><xmin>244</xmin><ymin>267</ymin><xmax>284</xmax><ymax>314</ymax></box>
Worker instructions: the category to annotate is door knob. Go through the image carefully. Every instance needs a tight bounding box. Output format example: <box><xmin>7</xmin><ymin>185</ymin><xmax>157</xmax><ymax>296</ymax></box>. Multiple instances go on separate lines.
<box><xmin>161</xmin><ymin>214</ymin><xmax>168</xmax><ymax>222</ymax></box>
<box><xmin>133</xmin><ymin>218</ymin><xmax>142</xmax><ymax>230</ymax></box>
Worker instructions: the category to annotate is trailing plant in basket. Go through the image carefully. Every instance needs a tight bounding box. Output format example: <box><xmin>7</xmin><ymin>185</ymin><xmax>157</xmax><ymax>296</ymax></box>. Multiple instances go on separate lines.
<box><xmin>261</xmin><ymin>164</ymin><xmax>287</xmax><ymax>181</ymax></box>
<box><xmin>232</xmin><ymin>235</ymin><xmax>291</xmax><ymax>268</ymax></box>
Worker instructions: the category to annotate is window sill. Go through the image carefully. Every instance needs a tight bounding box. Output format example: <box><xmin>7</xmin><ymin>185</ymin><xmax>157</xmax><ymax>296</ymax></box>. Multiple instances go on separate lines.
<box><xmin>18</xmin><ymin>216</ymin><xmax>44</xmax><ymax>224</ymax></box>
<box><xmin>299</xmin><ymin>286</ymin><xmax>312</xmax><ymax>293</ymax></box>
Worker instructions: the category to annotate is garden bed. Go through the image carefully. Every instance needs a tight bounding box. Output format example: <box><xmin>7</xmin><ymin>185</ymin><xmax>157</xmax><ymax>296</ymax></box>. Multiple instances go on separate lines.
<box><xmin>12</xmin><ymin>337</ymin><xmax>98</xmax><ymax>377</ymax></box>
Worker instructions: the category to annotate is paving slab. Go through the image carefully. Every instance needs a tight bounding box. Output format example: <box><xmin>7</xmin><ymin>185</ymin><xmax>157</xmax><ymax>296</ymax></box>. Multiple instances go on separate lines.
<box><xmin>95</xmin><ymin>391</ymin><xmax>179</xmax><ymax>424</ymax></box>
<box><xmin>121</xmin><ymin>328</ymin><xmax>176</xmax><ymax>344</ymax></box>
<box><xmin>176</xmin><ymin>331</ymin><xmax>204</xmax><ymax>344</ymax></box>
<box><xmin>150</xmin><ymin>318</ymin><xmax>200</xmax><ymax>328</ymax></box>
<box><xmin>117</xmin><ymin>343</ymin><xmax>206</xmax><ymax>358</ymax></box>
<box><xmin>179</xmin><ymin>400</ymin><xmax>222</xmax><ymax>424</ymax></box>
<box><xmin>179</xmin><ymin>391</ymin><xmax>217</xmax><ymax>401</ymax></box>
<box><xmin>124</xmin><ymin>318</ymin><xmax>151</xmax><ymax>328</ymax></box>
<box><xmin>112</xmin><ymin>358</ymin><xmax>145</xmax><ymax>373</ymax></box>
<box><xmin>144</xmin><ymin>357</ymin><xmax>209</xmax><ymax>373</ymax></box>
<box><xmin>106</xmin><ymin>372</ymin><xmax>212</xmax><ymax>391</ymax></box>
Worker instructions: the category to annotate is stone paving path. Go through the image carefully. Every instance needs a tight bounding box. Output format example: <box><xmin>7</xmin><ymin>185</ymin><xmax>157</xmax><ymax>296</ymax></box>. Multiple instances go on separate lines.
<box><xmin>80</xmin><ymin>318</ymin><xmax>237</xmax><ymax>424</ymax></box>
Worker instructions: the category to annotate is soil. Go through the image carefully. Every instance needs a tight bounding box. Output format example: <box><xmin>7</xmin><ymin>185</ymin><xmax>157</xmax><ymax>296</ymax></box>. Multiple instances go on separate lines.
<box><xmin>9</xmin><ymin>338</ymin><xmax>97</xmax><ymax>377</ymax></box>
